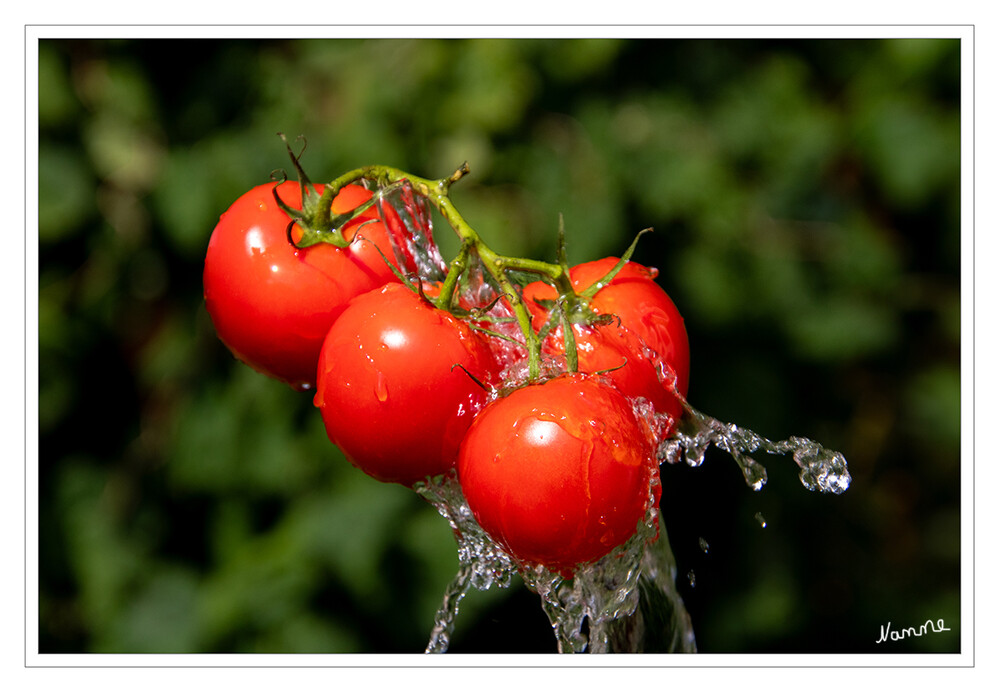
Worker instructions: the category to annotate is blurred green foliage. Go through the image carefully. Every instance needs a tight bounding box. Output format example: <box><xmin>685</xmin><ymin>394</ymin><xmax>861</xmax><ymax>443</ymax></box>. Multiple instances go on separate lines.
<box><xmin>37</xmin><ymin>38</ymin><xmax>961</xmax><ymax>654</ymax></box>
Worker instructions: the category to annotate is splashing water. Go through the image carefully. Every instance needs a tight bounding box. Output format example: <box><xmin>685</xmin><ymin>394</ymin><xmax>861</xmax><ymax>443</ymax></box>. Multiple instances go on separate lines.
<box><xmin>660</xmin><ymin>400</ymin><xmax>852</xmax><ymax>495</ymax></box>
<box><xmin>416</xmin><ymin>388</ymin><xmax>851</xmax><ymax>653</ymax></box>
<box><xmin>415</xmin><ymin>473</ymin><xmax>697</xmax><ymax>653</ymax></box>
<box><xmin>415</xmin><ymin>474</ymin><xmax>518</xmax><ymax>653</ymax></box>
<box><xmin>372</xmin><ymin>178</ymin><xmax>449</xmax><ymax>282</ymax></box>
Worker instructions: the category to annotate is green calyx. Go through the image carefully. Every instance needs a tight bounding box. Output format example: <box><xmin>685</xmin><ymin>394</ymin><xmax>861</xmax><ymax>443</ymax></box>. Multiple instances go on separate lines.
<box><xmin>530</xmin><ymin>222</ymin><xmax>653</xmax><ymax>375</ymax></box>
<box><xmin>272</xmin><ymin>133</ymin><xmax>386</xmax><ymax>250</ymax></box>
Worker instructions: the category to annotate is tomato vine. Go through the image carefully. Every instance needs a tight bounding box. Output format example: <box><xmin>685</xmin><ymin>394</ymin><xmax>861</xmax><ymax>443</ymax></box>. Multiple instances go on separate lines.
<box><xmin>285</xmin><ymin>158</ymin><xmax>649</xmax><ymax>383</ymax></box>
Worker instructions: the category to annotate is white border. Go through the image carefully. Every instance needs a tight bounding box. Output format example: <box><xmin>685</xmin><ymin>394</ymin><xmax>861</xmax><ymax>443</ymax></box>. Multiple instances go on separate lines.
<box><xmin>18</xmin><ymin>21</ymin><xmax>979</xmax><ymax>682</ymax></box>
<box><xmin>24</xmin><ymin>24</ymin><xmax>980</xmax><ymax>40</ymax></box>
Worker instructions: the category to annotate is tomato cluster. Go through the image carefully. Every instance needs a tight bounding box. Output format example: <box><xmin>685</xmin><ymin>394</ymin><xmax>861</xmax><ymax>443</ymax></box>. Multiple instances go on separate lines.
<box><xmin>204</xmin><ymin>171</ymin><xmax>690</xmax><ymax>578</ymax></box>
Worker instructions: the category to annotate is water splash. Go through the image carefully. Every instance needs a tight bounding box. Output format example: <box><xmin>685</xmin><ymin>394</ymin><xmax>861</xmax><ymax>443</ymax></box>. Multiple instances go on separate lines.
<box><xmin>373</xmin><ymin>178</ymin><xmax>448</xmax><ymax>282</ymax></box>
<box><xmin>660</xmin><ymin>401</ymin><xmax>852</xmax><ymax>495</ymax></box>
<box><xmin>415</xmin><ymin>474</ymin><xmax>518</xmax><ymax>653</ymax></box>
<box><xmin>415</xmin><ymin>474</ymin><xmax>696</xmax><ymax>653</ymax></box>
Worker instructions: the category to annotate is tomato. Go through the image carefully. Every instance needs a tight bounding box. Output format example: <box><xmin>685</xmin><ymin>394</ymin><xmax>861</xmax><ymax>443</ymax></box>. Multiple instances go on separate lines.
<box><xmin>314</xmin><ymin>282</ymin><xmax>501</xmax><ymax>486</ymax></box>
<box><xmin>523</xmin><ymin>257</ymin><xmax>690</xmax><ymax>399</ymax></box>
<box><xmin>457</xmin><ymin>374</ymin><xmax>660</xmax><ymax>577</ymax></box>
<box><xmin>203</xmin><ymin>181</ymin><xmax>402</xmax><ymax>390</ymax></box>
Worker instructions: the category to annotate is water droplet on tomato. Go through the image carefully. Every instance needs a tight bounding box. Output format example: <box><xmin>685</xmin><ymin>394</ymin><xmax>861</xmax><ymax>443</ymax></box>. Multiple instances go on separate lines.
<box><xmin>374</xmin><ymin>371</ymin><xmax>389</xmax><ymax>402</ymax></box>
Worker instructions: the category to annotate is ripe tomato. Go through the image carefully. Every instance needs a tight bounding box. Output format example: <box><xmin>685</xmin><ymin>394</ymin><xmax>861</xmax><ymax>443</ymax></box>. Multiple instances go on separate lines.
<box><xmin>314</xmin><ymin>282</ymin><xmax>501</xmax><ymax>486</ymax></box>
<box><xmin>457</xmin><ymin>374</ymin><xmax>660</xmax><ymax>577</ymax></box>
<box><xmin>523</xmin><ymin>257</ymin><xmax>690</xmax><ymax>399</ymax></box>
<box><xmin>203</xmin><ymin>181</ymin><xmax>401</xmax><ymax>390</ymax></box>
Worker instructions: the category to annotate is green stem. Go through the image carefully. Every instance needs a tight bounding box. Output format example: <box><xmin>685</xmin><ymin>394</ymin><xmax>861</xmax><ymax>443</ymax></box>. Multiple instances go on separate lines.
<box><xmin>435</xmin><ymin>241</ymin><xmax>472</xmax><ymax>311</ymax></box>
<box><xmin>325</xmin><ymin>164</ymin><xmax>570</xmax><ymax>382</ymax></box>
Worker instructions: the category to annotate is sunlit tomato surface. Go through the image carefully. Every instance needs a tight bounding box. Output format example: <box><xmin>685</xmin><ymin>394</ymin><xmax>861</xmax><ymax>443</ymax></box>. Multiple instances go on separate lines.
<box><xmin>523</xmin><ymin>257</ymin><xmax>690</xmax><ymax>398</ymax></box>
<box><xmin>457</xmin><ymin>374</ymin><xmax>660</xmax><ymax>577</ymax></box>
<box><xmin>314</xmin><ymin>283</ymin><xmax>500</xmax><ymax>486</ymax></box>
<box><xmin>203</xmin><ymin>181</ymin><xmax>401</xmax><ymax>390</ymax></box>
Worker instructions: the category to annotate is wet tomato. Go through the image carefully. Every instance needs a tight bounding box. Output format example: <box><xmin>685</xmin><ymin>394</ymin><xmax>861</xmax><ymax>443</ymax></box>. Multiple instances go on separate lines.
<box><xmin>457</xmin><ymin>374</ymin><xmax>660</xmax><ymax>577</ymax></box>
<box><xmin>314</xmin><ymin>282</ymin><xmax>500</xmax><ymax>486</ymax></box>
<box><xmin>203</xmin><ymin>181</ymin><xmax>401</xmax><ymax>390</ymax></box>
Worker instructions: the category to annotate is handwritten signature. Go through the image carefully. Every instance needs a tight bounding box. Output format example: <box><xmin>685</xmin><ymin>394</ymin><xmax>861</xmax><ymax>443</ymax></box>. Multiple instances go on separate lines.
<box><xmin>876</xmin><ymin>619</ymin><xmax>951</xmax><ymax>644</ymax></box>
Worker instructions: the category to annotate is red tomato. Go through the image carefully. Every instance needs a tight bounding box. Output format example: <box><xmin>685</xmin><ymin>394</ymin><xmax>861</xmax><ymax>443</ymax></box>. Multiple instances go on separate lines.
<box><xmin>314</xmin><ymin>282</ymin><xmax>500</xmax><ymax>486</ymax></box>
<box><xmin>523</xmin><ymin>257</ymin><xmax>690</xmax><ymax>399</ymax></box>
<box><xmin>457</xmin><ymin>374</ymin><xmax>660</xmax><ymax>577</ymax></box>
<box><xmin>203</xmin><ymin>181</ymin><xmax>401</xmax><ymax>390</ymax></box>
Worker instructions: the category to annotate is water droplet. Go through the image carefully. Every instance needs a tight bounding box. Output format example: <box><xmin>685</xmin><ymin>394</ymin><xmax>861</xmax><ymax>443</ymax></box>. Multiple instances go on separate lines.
<box><xmin>374</xmin><ymin>372</ymin><xmax>389</xmax><ymax>402</ymax></box>
<box><xmin>735</xmin><ymin>453</ymin><xmax>768</xmax><ymax>491</ymax></box>
<box><xmin>687</xmin><ymin>569</ymin><xmax>696</xmax><ymax>587</ymax></box>
<box><xmin>755</xmin><ymin>511</ymin><xmax>767</xmax><ymax>528</ymax></box>
<box><xmin>698</xmin><ymin>537</ymin><xmax>709</xmax><ymax>553</ymax></box>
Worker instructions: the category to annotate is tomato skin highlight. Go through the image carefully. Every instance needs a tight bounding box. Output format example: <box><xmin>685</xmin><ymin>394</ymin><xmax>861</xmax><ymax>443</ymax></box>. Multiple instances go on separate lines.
<box><xmin>314</xmin><ymin>283</ymin><xmax>501</xmax><ymax>486</ymax></box>
<box><xmin>457</xmin><ymin>374</ymin><xmax>660</xmax><ymax>577</ymax></box>
<box><xmin>203</xmin><ymin>181</ymin><xmax>401</xmax><ymax>390</ymax></box>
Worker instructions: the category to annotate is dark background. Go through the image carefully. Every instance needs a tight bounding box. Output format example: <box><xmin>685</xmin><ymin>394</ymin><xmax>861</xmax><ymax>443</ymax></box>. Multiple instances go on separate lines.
<box><xmin>37</xmin><ymin>38</ymin><xmax>962</xmax><ymax>654</ymax></box>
